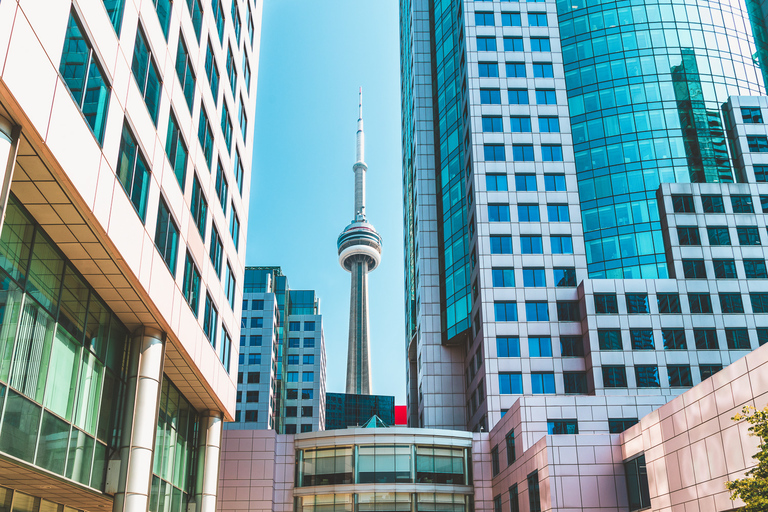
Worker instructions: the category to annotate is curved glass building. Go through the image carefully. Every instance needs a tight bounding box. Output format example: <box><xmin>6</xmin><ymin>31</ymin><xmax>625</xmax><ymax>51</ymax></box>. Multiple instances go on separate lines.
<box><xmin>558</xmin><ymin>0</ymin><xmax>764</xmax><ymax>277</ymax></box>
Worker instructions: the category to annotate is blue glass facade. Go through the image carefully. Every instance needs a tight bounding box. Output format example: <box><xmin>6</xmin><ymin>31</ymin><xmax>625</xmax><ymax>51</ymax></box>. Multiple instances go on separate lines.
<box><xmin>558</xmin><ymin>0</ymin><xmax>764</xmax><ymax>278</ymax></box>
<box><xmin>325</xmin><ymin>392</ymin><xmax>395</xmax><ymax>430</ymax></box>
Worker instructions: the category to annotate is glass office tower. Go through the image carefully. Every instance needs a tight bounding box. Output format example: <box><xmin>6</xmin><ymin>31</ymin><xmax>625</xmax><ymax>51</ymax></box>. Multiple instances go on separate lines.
<box><xmin>401</xmin><ymin>0</ymin><xmax>768</xmax><ymax>433</ymax></box>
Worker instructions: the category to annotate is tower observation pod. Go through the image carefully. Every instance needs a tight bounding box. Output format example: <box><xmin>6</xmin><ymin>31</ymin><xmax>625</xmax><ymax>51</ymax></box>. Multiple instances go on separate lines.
<box><xmin>337</xmin><ymin>88</ymin><xmax>382</xmax><ymax>395</ymax></box>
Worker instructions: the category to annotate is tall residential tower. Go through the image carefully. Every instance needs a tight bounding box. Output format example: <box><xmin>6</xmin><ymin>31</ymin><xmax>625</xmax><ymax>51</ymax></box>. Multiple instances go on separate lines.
<box><xmin>337</xmin><ymin>91</ymin><xmax>382</xmax><ymax>395</ymax></box>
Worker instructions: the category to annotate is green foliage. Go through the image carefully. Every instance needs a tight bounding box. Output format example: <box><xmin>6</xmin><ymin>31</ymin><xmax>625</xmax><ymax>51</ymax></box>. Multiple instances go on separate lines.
<box><xmin>726</xmin><ymin>406</ymin><xmax>768</xmax><ymax>512</ymax></box>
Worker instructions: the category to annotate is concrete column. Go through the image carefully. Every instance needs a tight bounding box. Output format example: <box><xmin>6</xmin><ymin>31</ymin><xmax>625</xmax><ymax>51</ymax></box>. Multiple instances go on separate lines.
<box><xmin>195</xmin><ymin>411</ymin><xmax>223</xmax><ymax>512</ymax></box>
<box><xmin>112</xmin><ymin>327</ymin><xmax>165</xmax><ymax>512</ymax></box>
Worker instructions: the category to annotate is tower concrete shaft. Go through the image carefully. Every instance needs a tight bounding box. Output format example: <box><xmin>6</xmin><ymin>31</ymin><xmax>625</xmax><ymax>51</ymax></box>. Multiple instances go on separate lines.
<box><xmin>345</xmin><ymin>255</ymin><xmax>372</xmax><ymax>394</ymax></box>
<box><xmin>337</xmin><ymin>89</ymin><xmax>382</xmax><ymax>396</ymax></box>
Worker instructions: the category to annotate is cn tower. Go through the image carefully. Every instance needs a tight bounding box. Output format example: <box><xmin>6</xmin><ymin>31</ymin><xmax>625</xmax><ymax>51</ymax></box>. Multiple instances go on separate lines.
<box><xmin>337</xmin><ymin>89</ymin><xmax>382</xmax><ymax>395</ymax></box>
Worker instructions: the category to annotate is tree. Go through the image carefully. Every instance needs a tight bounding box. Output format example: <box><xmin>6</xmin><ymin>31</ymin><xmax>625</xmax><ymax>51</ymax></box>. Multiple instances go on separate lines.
<box><xmin>726</xmin><ymin>405</ymin><xmax>768</xmax><ymax>512</ymax></box>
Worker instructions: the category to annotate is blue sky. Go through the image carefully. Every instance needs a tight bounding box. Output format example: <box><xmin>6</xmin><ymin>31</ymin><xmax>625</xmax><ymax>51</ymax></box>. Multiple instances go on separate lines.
<box><xmin>246</xmin><ymin>2</ymin><xmax>406</xmax><ymax>402</ymax></box>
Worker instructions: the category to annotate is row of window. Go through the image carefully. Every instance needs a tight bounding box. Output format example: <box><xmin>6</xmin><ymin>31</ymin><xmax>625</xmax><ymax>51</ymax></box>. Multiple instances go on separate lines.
<box><xmin>487</xmin><ymin>203</ymin><xmax>570</xmax><ymax>222</ymax></box>
<box><xmin>486</xmin><ymin>173</ymin><xmax>566</xmax><ymax>192</ymax></box>
<box><xmin>480</xmin><ymin>87</ymin><xmax>557</xmax><ymax>105</ymax></box>
<box><xmin>242</xmin><ymin>299</ymin><xmax>265</xmax><ymax>310</ymax></box>
<box><xmin>476</xmin><ymin>35</ymin><xmax>551</xmax><ymax>52</ymax></box>
<box><xmin>482</xmin><ymin>115</ymin><xmax>560</xmax><ymax>133</ymax></box>
<box><xmin>671</xmin><ymin>193</ymin><xmax>768</xmax><ymax>214</ymax></box>
<box><xmin>289</xmin><ymin>321</ymin><xmax>317</xmax><ymax>331</ymax></box>
<box><xmin>236</xmin><ymin>371</ymin><xmax>260</xmax><ymax>384</ymax></box>
<box><xmin>286</xmin><ymin>372</ymin><xmax>315</xmax><ymax>383</ymax></box>
<box><xmin>286</xmin><ymin>406</ymin><xmax>314</xmax><ymax>418</ymax></box>
<box><xmin>592</xmin><ymin>291</ymin><xmax>768</xmax><ymax>316</ymax></box>
<box><xmin>483</xmin><ymin>143</ymin><xmax>564</xmax><ymax>162</ymax></box>
<box><xmin>680</xmin><ymin>257</ymin><xmax>768</xmax><ymax>279</ymax></box>
<box><xmin>236</xmin><ymin>390</ymin><xmax>259</xmax><ymax>403</ymax></box>
<box><xmin>493</xmin><ymin>300</ymin><xmax>580</xmax><ymax>321</ymax></box>
<box><xmin>284</xmin><ymin>424</ymin><xmax>314</xmax><ymax>434</ymax></box>
<box><xmin>238</xmin><ymin>352</ymin><xmax>261</xmax><ymax>365</ymax></box>
<box><xmin>286</xmin><ymin>389</ymin><xmax>314</xmax><ymax>400</ymax></box>
<box><xmin>475</xmin><ymin>11</ymin><xmax>549</xmax><ymax>27</ymax></box>
<box><xmin>478</xmin><ymin>61</ymin><xmax>555</xmax><ymax>78</ymax></box>
<box><xmin>489</xmin><ymin>234</ymin><xmax>574</xmax><ymax>254</ymax></box>
<box><xmin>286</xmin><ymin>354</ymin><xmax>315</xmax><ymax>365</ymax></box>
<box><xmin>677</xmin><ymin>225</ymin><xmax>766</xmax><ymax>246</ymax></box>
<box><xmin>491</xmin><ymin>267</ymin><xmax>576</xmax><ymax>288</ymax></box>
<box><xmin>492</xmin><ymin>471</ymin><xmax>541</xmax><ymax>512</ymax></box>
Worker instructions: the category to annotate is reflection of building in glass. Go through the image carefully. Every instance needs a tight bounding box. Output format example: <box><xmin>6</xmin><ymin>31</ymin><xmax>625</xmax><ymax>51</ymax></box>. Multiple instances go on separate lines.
<box><xmin>324</xmin><ymin>392</ymin><xmax>395</xmax><ymax>430</ymax></box>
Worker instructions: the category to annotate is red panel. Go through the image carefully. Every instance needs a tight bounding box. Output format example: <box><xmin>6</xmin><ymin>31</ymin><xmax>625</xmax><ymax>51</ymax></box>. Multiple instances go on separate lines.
<box><xmin>394</xmin><ymin>405</ymin><xmax>407</xmax><ymax>425</ymax></box>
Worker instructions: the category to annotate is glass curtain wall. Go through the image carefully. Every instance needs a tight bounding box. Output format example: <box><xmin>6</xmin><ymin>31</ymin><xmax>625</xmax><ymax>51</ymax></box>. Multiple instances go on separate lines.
<box><xmin>0</xmin><ymin>194</ymin><xmax>129</xmax><ymax>490</ymax></box>
<box><xmin>296</xmin><ymin>493</ymin><xmax>469</xmax><ymax>512</ymax></box>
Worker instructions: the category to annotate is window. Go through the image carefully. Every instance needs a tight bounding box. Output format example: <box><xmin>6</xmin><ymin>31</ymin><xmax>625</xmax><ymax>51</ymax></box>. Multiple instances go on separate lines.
<box><xmin>520</xmin><ymin>235</ymin><xmax>543</xmax><ymax>254</ymax></box>
<box><xmin>304</xmin><ymin>339</ymin><xmax>315</xmax><ymax>348</ymax></box>
<box><xmin>198</xmin><ymin>107</ymin><xmax>214</xmax><ymax>169</ymax></box>
<box><xmin>225</xmin><ymin>263</ymin><xmax>235</xmax><ymax>309</ymax></box>
<box><xmin>478</xmin><ymin>62</ymin><xmax>499</xmax><ymax>77</ymax></box>
<box><xmin>594</xmin><ymin>294</ymin><xmax>618</xmax><ymax>314</ymax></box>
<box><xmin>505</xmin><ymin>62</ymin><xmax>526</xmax><ymax>77</ymax></box>
<box><xmin>603</xmin><ymin>366</ymin><xmax>628</xmax><ymax>388</ymax></box>
<box><xmin>486</xmin><ymin>174</ymin><xmax>508</xmax><ymax>191</ymax></box>
<box><xmin>726</xmin><ymin>328</ymin><xmax>751</xmax><ymax>349</ymax></box>
<box><xmin>541</xmin><ymin>144</ymin><xmax>563</xmax><ymax>161</ymax></box>
<box><xmin>302</xmin><ymin>406</ymin><xmax>314</xmax><ymax>417</ymax></box>
<box><xmin>737</xmin><ymin>226</ymin><xmax>761</xmax><ymax>245</ymax></box>
<box><xmin>480</xmin><ymin>88</ymin><xmax>502</xmax><ymax>104</ymax></box>
<box><xmin>708</xmin><ymin>227</ymin><xmax>731</xmax><ymax>245</ymax></box>
<box><xmin>756</xmin><ymin>166</ymin><xmax>768</xmax><ymax>182</ymax></box>
<box><xmin>494</xmin><ymin>302</ymin><xmax>517</xmax><ymax>321</ymax></box>
<box><xmin>116</xmin><ymin>123</ymin><xmax>151</xmax><ymax>221</ymax></box>
<box><xmin>719</xmin><ymin>293</ymin><xmax>744</xmax><ymax>313</ymax></box>
<box><xmin>484</xmin><ymin>145</ymin><xmax>506</xmax><ymax>161</ymax></box>
<box><xmin>532</xmin><ymin>62</ymin><xmax>553</xmax><ymax>78</ymax></box>
<box><xmin>530</xmin><ymin>37</ymin><xmax>550</xmax><ymax>51</ymax></box>
<box><xmin>209</xmin><ymin>224</ymin><xmax>223</xmax><ymax>276</ymax></box>
<box><xmin>662</xmin><ymin>329</ymin><xmax>686</xmax><ymax>350</ymax></box>
<box><xmin>182</xmin><ymin>252</ymin><xmax>201</xmax><ymax>315</ymax></box>
<box><xmin>668</xmin><ymin>365</ymin><xmax>693</xmax><ymax>387</ymax></box>
<box><xmin>560</xmin><ymin>336</ymin><xmax>583</xmax><ymax>356</ymax></box>
<box><xmin>563</xmin><ymin>372</ymin><xmax>587</xmax><ymax>394</ymax></box>
<box><xmin>482</xmin><ymin>116</ymin><xmax>503</xmax><ymax>132</ymax></box>
<box><xmin>608</xmin><ymin>418</ymin><xmax>638</xmax><ymax>434</ymax></box>
<box><xmin>154</xmin><ymin>197</ymin><xmax>179</xmax><ymax>275</ymax></box>
<box><xmin>505</xmin><ymin>430</ymin><xmax>516</xmax><ymax>464</ymax></box>
<box><xmin>288</xmin><ymin>338</ymin><xmax>299</xmax><ymax>348</ymax></box>
<box><xmin>688</xmin><ymin>293</ymin><xmax>712</xmax><ymax>313</ymax></box>
<box><xmin>498</xmin><ymin>372</ymin><xmax>523</xmax><ymax>394</ymax></box>
<box><xmin>242</xmin><ymin>52</ymin><xmax>252</xmax><ymax>94</ymax></box>
<box><xmin>131</xmin><ymin>27</ymin><xmax>162</xmax><ymax>124</ymax></box>
<box><xmin>635</xmin><ymin>365</ymin><xmax>660</xmax><ymax>387</ymax></box>
<box><xmin>682</xmin><ymin>259</ymin><xmax>706</xmax><ymax>278</ymax></box>
<box><xmin>230</xmin><ymin>207</ymin><xmax>241</xmax><ymax>251</ymax></box>
<box><xmin>518</xmin><ymin>204</ymin><xmax>539</xmax><ymax>221</ymax></box>
<box><xmin>522</xmin><ymin>268</ymin><xmax>545</xmax><ymax>287</ymax></box>
<box><xmin>304</xmin><ymin>321</ymin><xmax>315</xmax><ymax>331</ymax></box>
<box><xmin>175</xmin><ymin>36</ymin><xmax>196</xmax><ymax>111</ymax></box>
<box><xmin>531</xmin><ymin>372</ymin><xmax>555</xmax><ymax>393</ymax></box>
<box><xmin>556</xmin><ymin>301</ymin><xmax>580</xmax><ymax>321</ymax></box>
<box><xmin>701</xmin><ymin>194</ymin><xmax>725</xmax><ymax>212</ymax></box>
<box><xmin>497</xmin><ymin>337</ymin><xmax>520</xmax><ymax>357</ymax></box>
<box><xmin>538</xmin><ymin>116</ymin><xmax>559</xmax><ymax>132</ymax></box>
<box><xmin>657</xmin><ymin>293</ymin><xmax>681</xmax><ymax>313</ymax></box>
<box><xmin>212</xmin><ymin>0</ymin><xmax>225</xmax><ymax>41</ymax></box>
<box><xmin>286</xmin><ymin>406</ymin><xmax>297</xmax><ymax>417</ymax></box>
<box><xmin>528</xmin><ymin>337</ymin><xmax>551</xmax><ymax>357</ymax></box>
<box><xmin>625</xmin><ymin>293</ymin><xmax>649</xmax><ymax>314</ymax></box>
<box><xmin>671</xmin><ymin>194</ymin><xmax>695</xmax><ymax>212</ymax></box>
<box><xmin>700</xmin><ymin>365</ymin><xmax>722</xmax><ymax>380</ymax></box>
<box><xmin>286</xmin><ymin>372</ymin><xmax>298</xmax><ymax>382</ymax></box>
<box><xmin>742</xmin><ymin>106</ymin><xmax>763</xmax><ymax>123</ymax></box>
<box><xmin>509</xmin><ymin>485</ymin><xmax>520</xmax><ymax>512</ymax></box>
<box><xmin>302</xmin><ymin>389</ymin><xmax>314</xmax><ymax>400</ymax></box>
<box><xmin>232</xmin><ymin>0</ymin><xmax>242</xmax><ymax>41</ymax></box>
<box><xmin>475</xmin><ymin>12</ymin><xmax>495</xmax><ymax>25</ymax></box>
<box><xmin>528</xmin><ymin>13</ymin><xmax>548</xmax><ymax>25</ymax></box>
<box><xmin>221</xmin><ymin>101</ymin><xmax>234</xmax><ymax>151</ymax></box>
<box><xmin>746</xmin><ymin>260</ymin><xmax>768</xmax><ymax>278</ymax></box>
<box><xmin>536</xmin><ymin>89</ymin><xmax>556</xmax><ymax>104</ymax></box>
<box><xmin>731</xmin><ymin>195</ymin><xmax>754</xmax><ymax>213</ymax></box>
<box><xmin>250</xmin><ymin>317</ymin><xmax>262</xmax><ymax>328</ymax></box>
<box><xmin>544</xmin><ymin>174</ymin><xmax>566</xmax><ymax>191</ymax></box>
<box><xmin>488</xmin><ymin>204</ymin><xmax>510</xmax><ymax>222</ymax></box>
<box><xmin>508</xmin><ymin>88</ymin><xmax>528</xmax><ymax>104</ymax></box>
<box><xmin>490</xmin><ymin>235</ymin><xmax>513</xmax><ymax>254</ymax></box>
<box><xmin>204</xmin><ymin>39</ymin><xmax>220</xmax><ymax>103</ymax></box>
<box><xmin>492</xmin><ymin>495</ymin><xmax>501</xmax><ymax>512</ymax></box>
<box><xmin>504</xmin><ymin>37</ymin><xmax>523</xmax><ymax>51</ymax></box>
<box><xmin>694</xmin><ymin>329</ymin><xmax>718</xmax><ymax>350</ymax></box>
<box><xmin>553</xmin><ymin>267</ymin><xmax>576</xmax><ymax>286</ymax></box>
<box><xmin>203</xmin><ymin>293</ymin><xmax>218</xmax><ymax>345</ymax></box>
<box><xmin>289</xmin><ymin>321</ymin><xmax>300</xmax><ymax>331</ymax></box>
<box><xmin>677</xmin><ymin>226</ymin><xmax>700</xmax><ymax>245</ymax></box>
<box><xmin>751</xmin><ymin>292</ymin><xmax>768</xmax><ymax>313</ymax></box>
<box><xmin>492</xmin><ymin>268</ymin><xmax>515</xmax><ymax>287</ymax></box>
<box><xmin>190</xmin><ymin>174</ymin><xmax>208</xmax><ymax>238</ymax></box>
<box><xmin>759</xmin><ymin>329</ymin><xmax>768</xmax><ymax>346</ymax></box>
<box><xmin>713</xmin><ymin>259</ymin><xmax>737</xmax><ymax>278</ymax></box>
<box><xmin>510</xmin><ymin>116</ymin><xmax>532</xmax><ymax>132</ymax></box>
<box><xmin>302</xmin><ymin>372</ymin><xmax>314</xmax><ymax>382</ymax></box>
<box><xmin>501</xmin><ymin>12</ymin><xmax>522</xmax><ymax>26</ymax></box>
<box><xmin>515</xmin><ymin>173</ymin><xmax>536</xmax><ymax>190</ymax></box>
<box><xmin>186</xmin><ymin>0</ymin><xmax>203</xmax><ymax>41</ymax></box>
<box><xmin>512</xmin><ymin>144</ymin><xmax>534</xmax><ymax>161</ymax></box>
<box><xmin>244</xmin><ymin>410</ymin><xmax>257</xmax><ymax>422</ymax></box>
<box><xmin>491</xmin><ymin>447</ymin><xmax>500</xmax><ymax>477</ymax></box>
<box><xmin>630</xmin><ymin>330</ymin><xmax>654</xmax><ymax>350</ymax></box>
<box><xmin>59</xmin><ymin>12</ymin><xmax>111</xmax><ymax>144</ymax></box>
<box><xmin>165</xmin><ymin>112</ymin><xmax>188</xmax><ymax>189</ymax></box>
<box><xmin>250</xmin><ymin>335</ymin><xmax>262</xmax><ymax>346</ymax></box>
<box><xmin>598</xmin><ymin>329</ymin><xmax>622</xmax><ymax>350</ymax></box>
<box><xmin>476</xmin><ymin>36</ymin><xmax>497</xmax><ymax>51</ymax></box>
<box><xmin>748</xmin><ymin>135</ymin><xmax>768</xmax><ymax>152</ymax></box>
<box><xmin>547</xmin><ymin>420</ymin><xmax>577</xmax><ymax>434</ymax></box>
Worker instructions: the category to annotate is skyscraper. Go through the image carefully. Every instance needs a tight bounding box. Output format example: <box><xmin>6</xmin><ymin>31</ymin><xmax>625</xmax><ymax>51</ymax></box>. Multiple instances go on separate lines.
<box><xmin>0</xmin><ymin>0</ymin><xmax>260</xmax><ymax>510</ymax></box>
<box><xmin>228</xmin><ymin>266</ymin><xmax>327</xmax><ymax>434</ymax></box>
<box><xmin>338</xmin><ymin>91</ymin><xmax>382</xmax><ymax>395</ymax></box>
<box><xmin>400</xmin><ymin>0</ymin><xmax>767</xmax><ymax>432</ymax></box>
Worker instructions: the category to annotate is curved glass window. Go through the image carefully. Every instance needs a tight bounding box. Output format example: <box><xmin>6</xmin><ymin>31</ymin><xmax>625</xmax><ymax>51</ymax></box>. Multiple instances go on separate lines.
<box><xmin>358</xmin><ymin>445</ymin><xmax>411</xmax><ymax>483</ymax></box>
